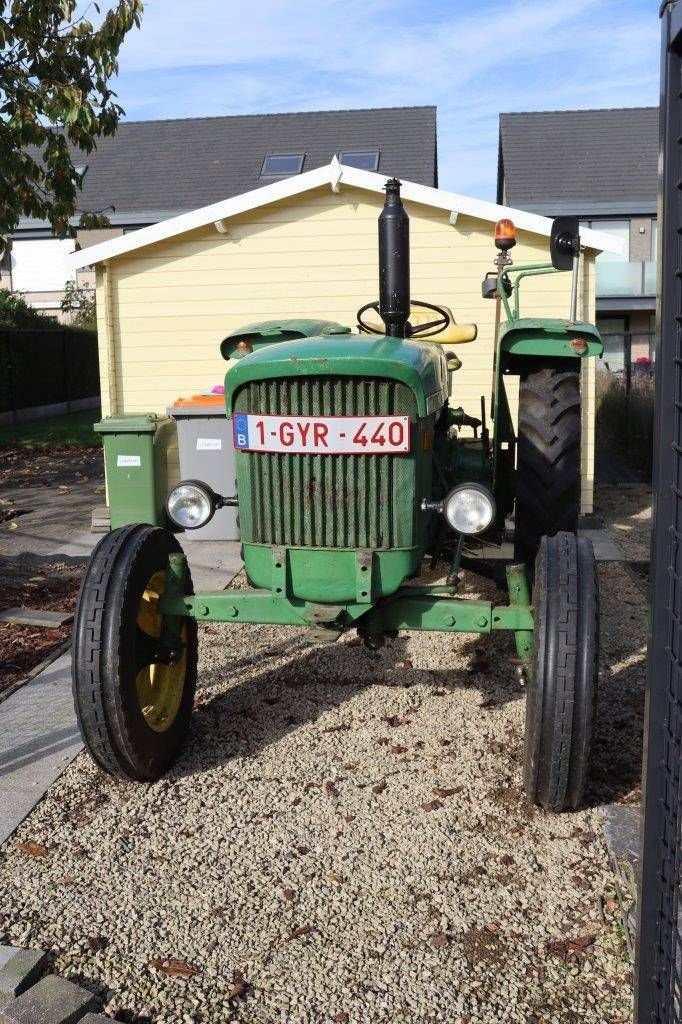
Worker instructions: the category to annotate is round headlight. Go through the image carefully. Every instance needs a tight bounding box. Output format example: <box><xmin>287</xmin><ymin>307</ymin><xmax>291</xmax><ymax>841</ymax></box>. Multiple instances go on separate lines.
<box><xmin>443</xmin><ymin>484</ymin><xmax>496</xmax><ymax>536</ymax></box>
<box><xmin>166</xmin><ymin>481</ymin><xmax>215</xmax><ymax>530</ymax></box>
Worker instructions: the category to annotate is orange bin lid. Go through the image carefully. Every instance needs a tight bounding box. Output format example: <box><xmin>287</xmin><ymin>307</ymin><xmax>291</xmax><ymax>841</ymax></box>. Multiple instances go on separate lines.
<box><xmin>172</xmin><ymin>394</ymin><xmax>225</xmax><ymax>408</ymax></box>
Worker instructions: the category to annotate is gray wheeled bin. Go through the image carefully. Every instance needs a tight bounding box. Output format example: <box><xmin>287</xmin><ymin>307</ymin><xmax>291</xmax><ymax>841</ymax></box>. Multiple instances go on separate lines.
<box><xmin>168</xmin><ymin>397</ymin><xmax>239</xmax><ymax>540</ymax></box>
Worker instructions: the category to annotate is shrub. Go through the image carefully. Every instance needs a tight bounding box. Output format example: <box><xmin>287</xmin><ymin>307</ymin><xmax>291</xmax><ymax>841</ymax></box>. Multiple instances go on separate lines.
<box><xmin>595</xmin><ymin>370</ymin><xmax>654</xmax><ymax>480</ymax></box>
<box><xmin>0</xmin><ymin>289</ymin><xmax>58</xmax><ymax>329</ymax></box>
<box><xmin>60</xmin><ymin>280</ymin><xmax>97</xmax><ymax>330</ymax></box>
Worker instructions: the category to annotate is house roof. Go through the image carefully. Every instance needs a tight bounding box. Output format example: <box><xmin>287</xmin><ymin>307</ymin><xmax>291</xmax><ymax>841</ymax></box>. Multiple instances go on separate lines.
<box><xmin>66</xmin><ymin>158</ymin><xmax>621</xmax><ymax>272</ymax></box>
<box><xmin>49</xmin><ymin>106</ymin><xmax>436</xmax><ymax>224</ymax></box>
<box><xmin>498</xmin><ymin>107</ymin><xmax>658</xmax><ymax>215</ymax></box>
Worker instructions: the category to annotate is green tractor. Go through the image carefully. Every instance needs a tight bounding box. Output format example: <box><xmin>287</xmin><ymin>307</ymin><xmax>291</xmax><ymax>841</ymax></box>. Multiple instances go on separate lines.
<box><xmin>72</xmin><ymin>179</ymin><xmax>601</xmax><ymax>812</ymax></box>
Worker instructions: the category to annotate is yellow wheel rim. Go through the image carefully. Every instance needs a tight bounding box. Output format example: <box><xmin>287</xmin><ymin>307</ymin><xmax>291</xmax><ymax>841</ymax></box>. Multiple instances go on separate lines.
<box><xmin>135</xmin><ymin>570</ymin><xmax>187</xmax><ymax>733</ymax></box>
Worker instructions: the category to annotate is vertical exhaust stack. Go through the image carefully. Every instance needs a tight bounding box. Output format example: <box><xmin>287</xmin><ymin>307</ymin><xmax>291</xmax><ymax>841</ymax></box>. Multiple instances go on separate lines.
<box><xmin>378</xmin><ymin>178</ymin><xmax>410</xmax><ymax>338</ymax></box>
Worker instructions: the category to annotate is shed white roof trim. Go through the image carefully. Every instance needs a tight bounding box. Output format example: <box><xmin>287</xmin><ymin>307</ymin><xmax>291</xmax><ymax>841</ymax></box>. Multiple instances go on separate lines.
<box><xmin>66</xmin><ymin>158</ymin><xmax>621</xmax><ymax>271</ymax></box>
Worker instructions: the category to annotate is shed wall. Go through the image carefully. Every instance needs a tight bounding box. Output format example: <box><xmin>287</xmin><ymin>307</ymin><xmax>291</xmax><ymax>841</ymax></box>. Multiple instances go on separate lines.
<box><xmin>95</xmin><ymin>185</ymin><xmax>596</xmax><ymax>511</ymax></box>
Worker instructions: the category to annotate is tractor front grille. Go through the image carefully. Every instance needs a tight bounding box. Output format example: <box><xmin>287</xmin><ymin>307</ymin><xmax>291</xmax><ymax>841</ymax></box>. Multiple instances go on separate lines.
<box><xmin>233</xmin><ymin>376</ymin><xmax>418</xmax><ymax>549</ymax></box>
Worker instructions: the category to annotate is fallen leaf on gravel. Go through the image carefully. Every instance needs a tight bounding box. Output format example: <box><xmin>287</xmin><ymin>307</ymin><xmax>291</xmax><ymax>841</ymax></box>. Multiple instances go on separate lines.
<box><xmin>295</xmin><ymin>845</ymin><xmax>310</xmax><ymax>855</ymax></box>
<box><xmin>499</xmin><ymin>854</ymin><xmax>515</xmax><ymax>866</ymax></box>
<box><xmin>343</xmin><ymin>814</ymin><xmax>356</xmax><ymax>824</ymax></box>
<box><xmin>390</xmin><ymin>744</ymin><xmax>408</xmax><ymax>754</ymax></box>
<box><xmin>325</xmin><ymin>780</ymin><xmax>339</xmax><ymax>797</ymax></box>
<box><xmin>398</xmin><ymin>659</ymin><xmax>413</xmax><ymax>669</ymax></box>
<box><xmin>377</xmin><ymin>736</ymin><xmax>390</xmax><ymax>746</ymax></box>
<box><xmin>227</xmin><ymin>968</ymin><xmax>251</xmax><ymax>1004</ymax></box>
<box><xmin>325</xmin><ymin>873</ymin><xmax>345</xmax><ymax>885</ymax></box>
<box><xmin>334</xmin><ymin>1013</ymin><xmax>349</xmax><ymax>1023</ymax></box>
<box><xmin>59</xmin><ymin>874</ymin><xmax>75</xmax><ymax>885</ymax></box>
<box><xmin>282</xmin><ymin>888</ymin><xmax>296</xmax><ymax>901</ymax></box>
<box><xmin>421</xmin><ymin>799</ymin><xmax>443</xmax><ymax>812</ymax></box>
<box><xmin>372</xmin><ymin>780</ymin><xmax>388</xmax><ymax>795</ymax></box>
<box><xmin>286</xmin><ymin>925</ymin><xmax>315</xmax><ymax>941</ymax></box>
<box><xmin>546</xmin><ymin>935</ymin><xmax>595</xmax><ymax>963</ymax></box>
<box><xmin>148</xmin><ymin>957</ymin><xmax>200</xmax><ymax>979</ymax></box>
<box><xmin>433</xmin><ymin>787</ymin><xmax>461</xmax><ymax>799</ymax></box>
<box><xmin>16</xmin><ymin>841</ymin><xmax>47</xmax><ymax>858</ymax></box>
<box><xmin>382</xmin><ymin>714</ymin><xmax>408</xmax><ymax>727</ymax></box>
<box><xmin>87</xmin><ymin>935</ymin><xmax>108</xmax><ymax>951</ymax></box>
<box><xmin>430</xmin><ymin>931</ymin><xmax>449</xmax><ymax>949</ymax></box>
<box><xmin>323</xmin><ymin>723</ymin><xmax>350</xmax><ymax>733</ymax></box>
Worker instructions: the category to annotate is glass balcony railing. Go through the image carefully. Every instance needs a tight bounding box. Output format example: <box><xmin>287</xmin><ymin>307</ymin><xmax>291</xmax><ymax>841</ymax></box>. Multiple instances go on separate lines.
<box><xmin>643</xmin><ymin>260</ymin><xmax>657</xmax><ymax>296</ymax></box>
<box><xmin>596</xmin><ymin>260</ymin><xmax>657</xmax><ymax>298</ymax></box>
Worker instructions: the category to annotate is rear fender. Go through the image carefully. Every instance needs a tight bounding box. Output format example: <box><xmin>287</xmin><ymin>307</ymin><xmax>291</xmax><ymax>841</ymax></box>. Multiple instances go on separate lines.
<box><xmin>498</xmin><ymin>318</ymin><xmax>603</xmax><ymax>363</ymax></box>
<box><xmin>490</xmin><ymin>318</ymin><xmax>602</xmax><ymax>516</ymax></box>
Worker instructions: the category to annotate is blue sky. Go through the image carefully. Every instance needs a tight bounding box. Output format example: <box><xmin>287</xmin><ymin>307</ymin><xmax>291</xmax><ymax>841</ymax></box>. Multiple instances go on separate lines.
<box><xmin>111</xmin><ymin>0</ymin><xmax>660</xmax><ymax>200</ymax></box>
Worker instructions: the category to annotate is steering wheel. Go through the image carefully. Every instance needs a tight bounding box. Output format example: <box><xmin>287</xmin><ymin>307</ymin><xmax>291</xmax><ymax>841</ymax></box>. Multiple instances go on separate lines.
<box><xmin>357</xmin><ymin>299</ymin><xmax>452</xmax><ymax>338</ymax></box>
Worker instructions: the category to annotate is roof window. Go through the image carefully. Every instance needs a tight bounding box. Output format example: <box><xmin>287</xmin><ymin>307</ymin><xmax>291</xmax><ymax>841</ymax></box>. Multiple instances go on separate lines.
<box><xmin>339</xmin><ymin>150</ymin><xmax>380</xmax><ymax>171</ymax></box>
<box><xmin>261</xmin><ymin>153</ymin><xmax>305</xmax><ymax>177</ymax></box>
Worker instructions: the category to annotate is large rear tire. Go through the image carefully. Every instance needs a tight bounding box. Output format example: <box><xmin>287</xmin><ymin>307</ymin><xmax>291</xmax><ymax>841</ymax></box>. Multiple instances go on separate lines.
<box><xmin>72</xmin><ymin>524</ymin><xmax>198</xmax><ymax>781</ymax></box>
<box><xmin>523</xmin><ymin>532</ymin><xmax>599</xmax><ymax>812</ymax></box>
<box><xmin>514</xmin><ymin>365</ymin><xmax>581</xmax><ymax>566</ymax></box>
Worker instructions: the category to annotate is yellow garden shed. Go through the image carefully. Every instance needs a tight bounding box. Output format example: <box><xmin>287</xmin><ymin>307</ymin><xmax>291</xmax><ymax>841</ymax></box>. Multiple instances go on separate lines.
<box><xmin>66</xmin><ymin>159</ymin><xmax>619</xmax><ymax>513</ymax></box>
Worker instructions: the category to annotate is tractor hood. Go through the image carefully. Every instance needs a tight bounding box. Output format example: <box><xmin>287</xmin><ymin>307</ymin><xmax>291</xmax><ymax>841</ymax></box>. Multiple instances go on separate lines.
<box><xmin>225</xmin><ymin>334</ymin><xmax>449</xmax><ymax>418</ymax></box>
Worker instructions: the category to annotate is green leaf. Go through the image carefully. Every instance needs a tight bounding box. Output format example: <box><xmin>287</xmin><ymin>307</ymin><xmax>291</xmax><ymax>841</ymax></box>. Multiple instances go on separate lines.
<box><xmin>0</xmin><ymin>0</ymin><xmax>144</xmax><ymax>236</ymax></box>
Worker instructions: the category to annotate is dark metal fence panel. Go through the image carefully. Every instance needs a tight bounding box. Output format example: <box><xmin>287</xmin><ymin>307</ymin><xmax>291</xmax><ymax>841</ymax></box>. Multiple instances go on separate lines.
<box><xmin>0</xmin><ymin>326</ymin><xmax>99</xmax><ymax>417</ymax></box>
<box><xmin>636</xmin><ymin>3</ymin><xmax>682</xmax><ymax>1019</ymax></box>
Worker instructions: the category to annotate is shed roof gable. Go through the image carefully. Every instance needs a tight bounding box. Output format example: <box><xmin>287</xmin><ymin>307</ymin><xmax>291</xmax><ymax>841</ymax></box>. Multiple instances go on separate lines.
<box><xmin>66</xmin><ymin>159</ymin><xmax>621</xmax><ymax>271</ymax></box>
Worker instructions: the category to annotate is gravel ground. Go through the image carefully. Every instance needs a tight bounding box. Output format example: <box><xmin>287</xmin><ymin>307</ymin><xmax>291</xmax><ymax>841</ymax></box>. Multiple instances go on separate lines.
<box><xmin>0</xmin><ymin>536</ymin><xmax>641</xmax><ymax>1023</ymax></box>
<box><xmin>596</xmin><ymin>483</ymin><xmax>652</xmax><ymax>563</ymax></box>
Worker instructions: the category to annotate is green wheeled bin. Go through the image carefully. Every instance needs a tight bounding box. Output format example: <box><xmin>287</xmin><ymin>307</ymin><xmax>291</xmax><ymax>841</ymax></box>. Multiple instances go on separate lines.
<box><xmin>95</xmin><ymin>414</ymin><xmax>173</xmax><ymax>529</ymax></box>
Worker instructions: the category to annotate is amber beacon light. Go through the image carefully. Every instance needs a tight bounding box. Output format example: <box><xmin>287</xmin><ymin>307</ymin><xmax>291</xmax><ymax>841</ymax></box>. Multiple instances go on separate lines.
<box><xmin>494</xmin><ymin>218</ymin><xmax>517</xmax><ymax>252</ymax></box>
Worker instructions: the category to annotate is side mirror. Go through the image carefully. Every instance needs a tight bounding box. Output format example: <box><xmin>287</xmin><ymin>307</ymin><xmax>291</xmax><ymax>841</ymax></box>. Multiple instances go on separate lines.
<box><xmin>550</xmin><ymin>216</ymin><xmax>580</xmax><ymax>271</ymax></box>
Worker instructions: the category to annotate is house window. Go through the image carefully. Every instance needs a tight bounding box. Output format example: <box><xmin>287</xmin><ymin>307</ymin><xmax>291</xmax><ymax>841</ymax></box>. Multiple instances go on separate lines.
<box><xmin>260</xmin><ymin>153</ymin><xmax>305</xmax><ymax>177</ymax></box>
<box><xmin>10</xmin><ymin>238</ymin><xmax>76</xmax><ymax>292</ymax></box>
<box><xmin>339</xmin><ymin>150</ymin><xmax>380</xmax><ymax>171</ymax></box>
<box><xmin>590</xmin><ymin>220</ymin><xmax>642</xmax><ymax>297</ymax></box>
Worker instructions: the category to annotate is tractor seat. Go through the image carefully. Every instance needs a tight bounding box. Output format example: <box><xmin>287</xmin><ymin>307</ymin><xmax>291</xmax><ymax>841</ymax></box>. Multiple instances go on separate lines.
<box><xmin>408</xmin><ymin>305</ymin><xmax>478</xmax><ymax>344</ymax></box>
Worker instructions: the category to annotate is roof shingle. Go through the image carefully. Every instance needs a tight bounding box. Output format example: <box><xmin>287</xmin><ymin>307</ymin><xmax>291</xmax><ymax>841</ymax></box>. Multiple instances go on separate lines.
<box><xmin>64</xmin><ymin>106</ymin><xmax>437</xmax><ymax>219</ymax></box>
<box><xmin>498</xmin><ymin>107</ymin><xmax>658</xmax><ymax>211</ymax></box>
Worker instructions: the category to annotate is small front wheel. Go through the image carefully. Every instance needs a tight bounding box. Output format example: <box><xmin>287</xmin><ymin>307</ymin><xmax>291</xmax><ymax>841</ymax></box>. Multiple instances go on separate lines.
<box><xmin>523</xmin><ymin>532</ymin><xmax>599</xmax><ymax>812</ymax></box>
<box><xmin>72</xmin><ymin>524</ymin><xmax>198</xmax><ymax>781</ymax></box>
